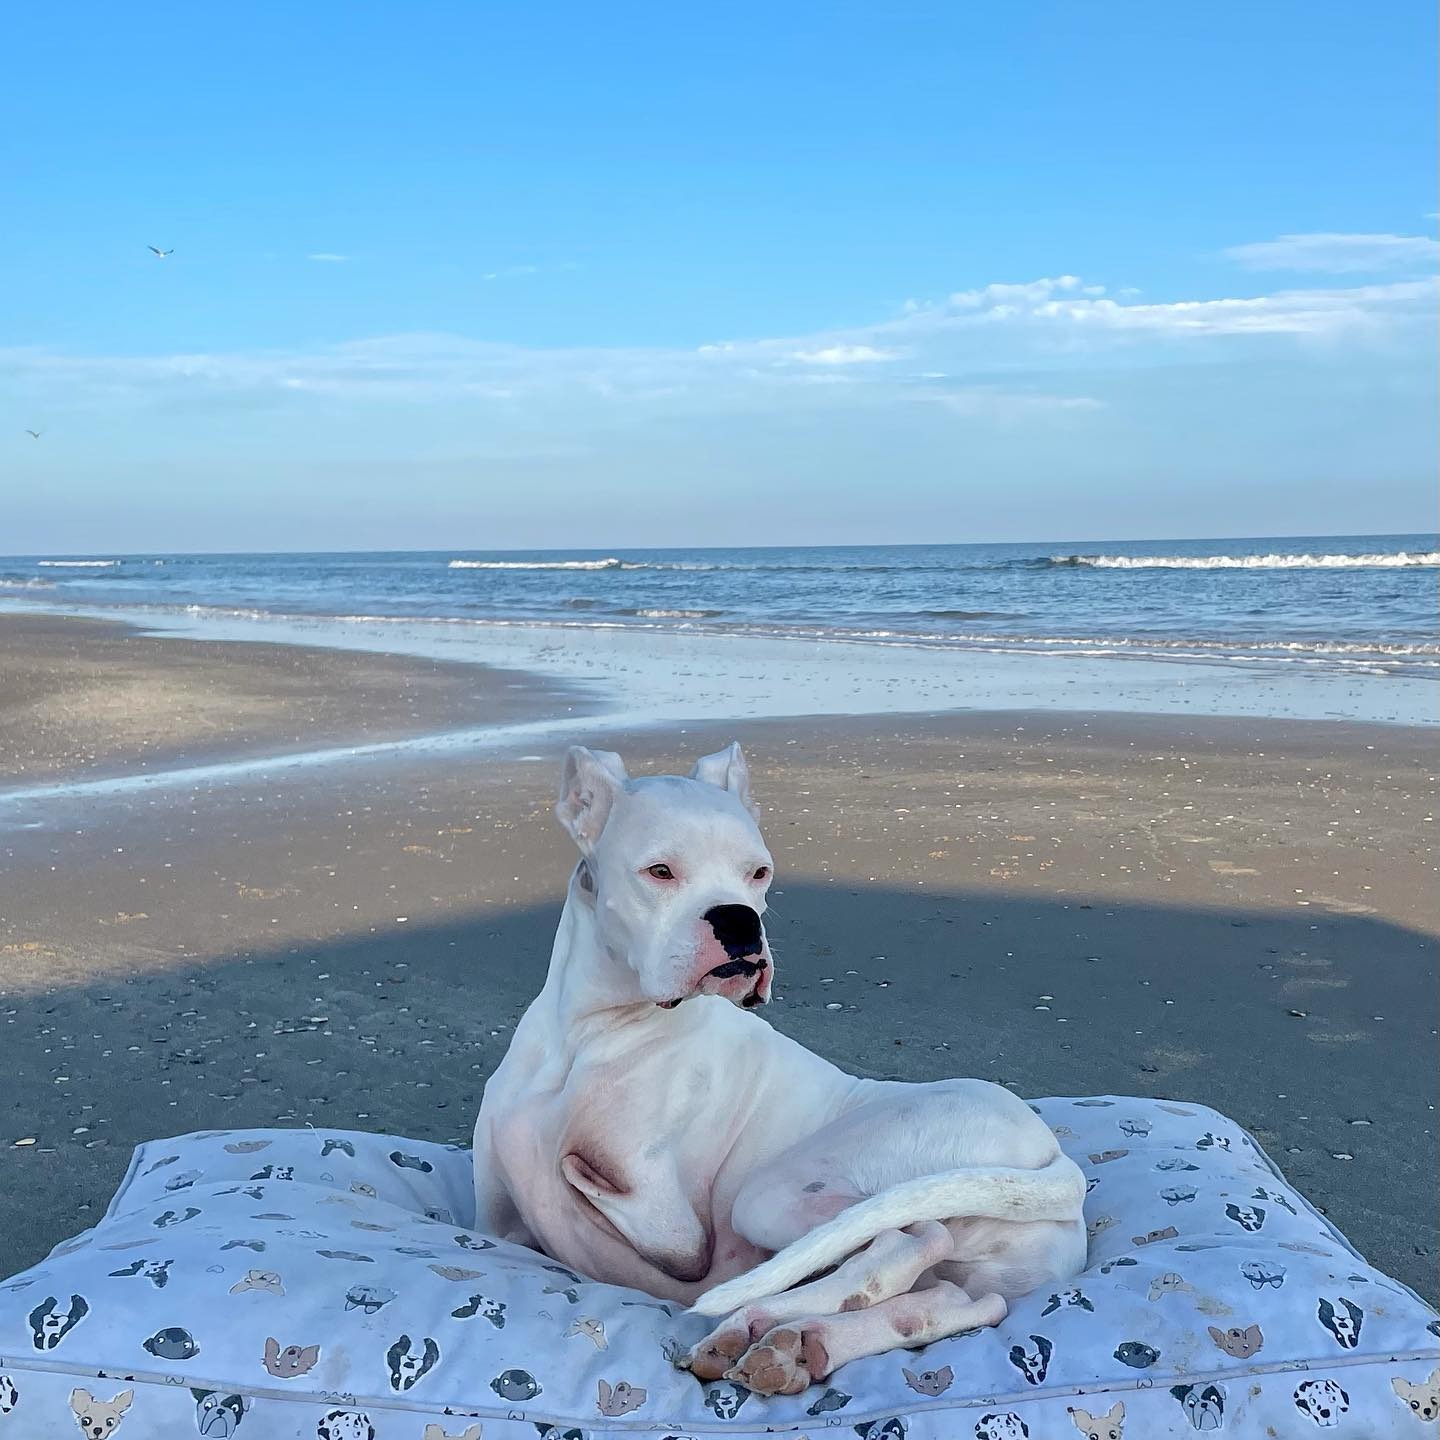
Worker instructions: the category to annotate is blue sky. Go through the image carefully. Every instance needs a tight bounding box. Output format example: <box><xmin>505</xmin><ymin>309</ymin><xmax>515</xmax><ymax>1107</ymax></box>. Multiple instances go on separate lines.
<box><xmin>2</xmin><ymin>1</ymin><xmax>1435</xmax><ymax>551</ymax></box>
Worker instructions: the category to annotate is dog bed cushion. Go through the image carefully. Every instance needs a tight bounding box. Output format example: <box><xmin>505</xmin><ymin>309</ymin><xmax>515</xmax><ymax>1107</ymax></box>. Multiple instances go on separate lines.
<box><xmin>0</xmin><ymin>1096</ymin><xmax>1435</xmax><ymax>1439</ymax></box>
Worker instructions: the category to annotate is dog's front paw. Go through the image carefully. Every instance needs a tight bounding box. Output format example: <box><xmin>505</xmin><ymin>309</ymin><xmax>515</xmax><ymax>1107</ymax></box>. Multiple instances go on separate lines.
<box><xmin>683</xmin><ymin>1325</ymin><xmax>750</xmax><ymax>1381</ymax></box>
<box><xmin>724</xmin><ymin>1326</ymin><xmax>820</xmax><ymax>1397</ymax></box>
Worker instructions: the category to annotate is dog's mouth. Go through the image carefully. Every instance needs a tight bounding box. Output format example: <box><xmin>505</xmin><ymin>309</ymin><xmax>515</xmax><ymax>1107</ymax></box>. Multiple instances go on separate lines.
<box><xmin>705</xmin><ymin>956</ymin><xmax>763</xmax><ymax>982</ymax></box>
<box><xmin>657</xmin><ymin>954</ymin><xmax>769</xmax><ymax>1009</ymax></box>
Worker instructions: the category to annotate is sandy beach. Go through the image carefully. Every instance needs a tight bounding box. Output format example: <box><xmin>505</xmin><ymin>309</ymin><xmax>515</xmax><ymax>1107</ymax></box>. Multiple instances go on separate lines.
<box><xmin>0</xmin><ymin>614</ymin><xmax>1435</xmax><ymax>1301</ymax></box>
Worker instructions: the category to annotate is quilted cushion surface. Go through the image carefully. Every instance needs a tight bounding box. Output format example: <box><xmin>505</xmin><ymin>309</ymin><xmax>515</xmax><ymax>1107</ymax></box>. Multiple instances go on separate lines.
<box><xmin>0</xmin><ymin>1096</ymin><xmax>1435</xmax><ymax>1438</ymax></box>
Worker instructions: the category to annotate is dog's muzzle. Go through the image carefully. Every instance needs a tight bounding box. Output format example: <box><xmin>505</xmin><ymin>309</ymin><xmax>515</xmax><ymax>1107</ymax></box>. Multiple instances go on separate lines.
<box><xmin>661</xmin><ymin>904</ymin><xmax>769</xmax><ymax>1008</ymax></box>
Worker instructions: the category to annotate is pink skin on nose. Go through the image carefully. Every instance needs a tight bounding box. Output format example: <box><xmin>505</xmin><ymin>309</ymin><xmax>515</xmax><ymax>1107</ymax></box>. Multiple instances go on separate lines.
<box><xmin>665</xmin><ymin>924</ymin><xmax>772</xmax><ymax>1007</ymax></box>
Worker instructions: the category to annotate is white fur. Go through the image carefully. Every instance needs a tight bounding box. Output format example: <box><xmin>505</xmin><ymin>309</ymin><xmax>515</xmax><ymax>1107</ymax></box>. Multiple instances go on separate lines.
<box><xmin>473</xmin><ymin>744</ymin><xmax>1085</xmax><ymax>1382</ymax></box>
<box><xmin>692</xmin><ymin>1152</ymin><xmax>1085</xmax><ymax>1315</ymax></box>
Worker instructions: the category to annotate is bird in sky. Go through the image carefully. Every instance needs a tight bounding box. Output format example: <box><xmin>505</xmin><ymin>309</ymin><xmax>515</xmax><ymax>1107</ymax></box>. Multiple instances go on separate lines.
<box><xmin>25</xmin><ymin>430</ymin><xmax>42</xmax><ymax>439</ymax></box>
<box><xmin>147</xmin><ymin>246</ymin><xmax>174</xmax><ymax>259</ymax></box>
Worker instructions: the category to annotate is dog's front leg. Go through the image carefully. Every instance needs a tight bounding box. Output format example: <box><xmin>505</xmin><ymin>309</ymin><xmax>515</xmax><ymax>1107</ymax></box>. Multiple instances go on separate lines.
<box><xmin>684</xmin><ymin>1220</ymin><xmax>959</xmax><ymax>1380</ymax></box>
<box><xmin>472</xmin><ymin>1118</ymin><xmax>537</xmax><ymax>1246</ymax></box>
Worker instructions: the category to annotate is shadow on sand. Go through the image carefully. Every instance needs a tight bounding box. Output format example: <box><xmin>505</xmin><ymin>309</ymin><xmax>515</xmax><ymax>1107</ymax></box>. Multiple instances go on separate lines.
<box><xmin>3</xmin><ymin>881</ymin><xmax>1434</xmax><ymax>1298</ymax></box>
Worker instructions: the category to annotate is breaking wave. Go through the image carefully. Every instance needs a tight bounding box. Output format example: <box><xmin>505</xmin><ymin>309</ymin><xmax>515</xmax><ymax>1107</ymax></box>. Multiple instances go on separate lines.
<box><xmin>1052</xmin><ymin>550</ymin><xmax>1439</xmax><ymax>570</ymax></box>
<box><xmin>37</xmin><ymin>559</ymin><xmax>120</xmax><ymax>568</ymax></box>
<box><xmin>449</xmin><ymin>558</ymin><xmax>625</xmax><ymax>570</ymax></box>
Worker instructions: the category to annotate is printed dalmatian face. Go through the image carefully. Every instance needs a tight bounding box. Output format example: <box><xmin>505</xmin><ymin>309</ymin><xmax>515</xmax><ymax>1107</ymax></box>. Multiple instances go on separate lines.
<box><xmin>1294</xmin><ymin>1379</ymin><xmax>1350</xmax><ymax>1427</ymax></box>
<box><xmin>316</xmin><ymin>1412</ymin><xmax>374</xmax><ymax>1440</ymax></box>
<box><xmin>0</xmin><ymin>1374</ymin><xmax>18</xmax><ymax>1416</ymax></box>
<box><xmin>703</xmin><ymin>1382</ymin><xmax>748</xmax><ymax>1420</ymax></box>
<box><xmin>1392</xmin><ymin>1368</ymin><xmax>1440</xmax><ymax>1422</ymax></box>
<box><xmin>976</xmin><ymin>1414</ymin><xmax>1030</xmax><ymax>1440</ymax></box>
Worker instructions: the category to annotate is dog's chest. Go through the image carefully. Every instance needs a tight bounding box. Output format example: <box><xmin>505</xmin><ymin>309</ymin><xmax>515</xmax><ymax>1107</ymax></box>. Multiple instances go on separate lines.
<box><xmin>491</xmin><ymin>1024</ymin><xmax>771</xmax><ymax>1296</ymax></box>
<box><xmin>504</xmin><ymin>1038</ymin><xmax>728</xmax><ymax>1185</ymax></box>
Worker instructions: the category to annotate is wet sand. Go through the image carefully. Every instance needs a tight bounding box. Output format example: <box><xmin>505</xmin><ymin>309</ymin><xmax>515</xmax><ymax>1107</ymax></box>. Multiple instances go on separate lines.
<box><xmin>0</xmin><ymin>617</ymin><xmax>1435</xmax><ymax>1299</ymax></box>
<box><xmin>0</xmin><ymin>613</ymin><xmax>586</xmax><ymax>783</ymax></box>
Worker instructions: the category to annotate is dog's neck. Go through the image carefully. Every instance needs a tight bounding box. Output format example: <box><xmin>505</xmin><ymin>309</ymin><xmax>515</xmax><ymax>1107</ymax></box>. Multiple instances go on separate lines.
<box><xmin>535</xmin><ymin>864</ymin><xmax>657</xmax><ymax>1031</ymax></box>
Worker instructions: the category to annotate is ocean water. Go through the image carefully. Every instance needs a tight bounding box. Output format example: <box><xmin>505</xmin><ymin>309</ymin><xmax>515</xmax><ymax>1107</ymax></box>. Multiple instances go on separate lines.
<box><xmin>1</xmin><ymin>535</ymin><xmax>1435</xmax><ymax>678</ymax></box>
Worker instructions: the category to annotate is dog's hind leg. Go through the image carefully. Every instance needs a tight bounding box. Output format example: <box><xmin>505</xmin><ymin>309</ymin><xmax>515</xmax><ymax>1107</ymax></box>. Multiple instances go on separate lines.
<box><xmin>683</xmin><ymin>1220</ymin><xmax>955</xmax><ymax>1380</ymax></box>
<box><xmin>724</xmin><ymin>1278</ymin><xmax>1007</xmax><ymax>1397</ymax></box>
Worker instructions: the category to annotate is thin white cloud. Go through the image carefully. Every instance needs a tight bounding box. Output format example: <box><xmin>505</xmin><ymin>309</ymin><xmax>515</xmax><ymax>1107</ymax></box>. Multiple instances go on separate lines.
<box><xmin>1222</xmin><ymin>232</ymin><xmax>1439</xmax><ymax>274</ymax></box>
<box><xmin>788</xmin><ymin>344</ymin><xmax>897</xmax><ymax>365</ymax></box>
<box><xmin>926</xmin><ymin>388</ymin><xmax>1104</xmax><ymax>418</ymax></box>
<box><xmin>2</xmin><ymin>262</ymin><xmax>1432</xmax><ymax>424</ymax></box>
<box><xmin>482</xmin><ymin>264</ymin><xmax>541</xmax><ymax>281</ymax></box>
<box><xmin>307</xmin><ymin>253</ymin><xmax>349</xmax><ymax>263</ymax></box>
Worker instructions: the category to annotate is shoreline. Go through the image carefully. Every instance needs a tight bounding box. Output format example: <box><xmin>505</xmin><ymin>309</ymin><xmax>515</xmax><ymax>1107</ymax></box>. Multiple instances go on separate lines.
<box><xmin>0</xmin><ymin>613</ymin><xmax>593</xmax><ymax>790</ymax></box>
<box><xmin>3</xmin><ymin>599</ymin><xmax>1436</xmax><ymax>736</ymax></box>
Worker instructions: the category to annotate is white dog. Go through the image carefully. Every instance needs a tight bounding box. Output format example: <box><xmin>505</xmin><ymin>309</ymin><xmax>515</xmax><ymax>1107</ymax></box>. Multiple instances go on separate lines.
<box><xmin>473</xmin><ymin>744</ymin><xmax>1086</xmax><ymax>1395</ymax></box>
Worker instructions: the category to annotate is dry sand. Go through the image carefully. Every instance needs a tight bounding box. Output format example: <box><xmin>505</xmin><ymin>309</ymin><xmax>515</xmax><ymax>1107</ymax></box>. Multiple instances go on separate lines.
<box><xmin>1</xmin><ymin>615</ymin><xmax>1435</xmax><ymax>1299</ymax></box>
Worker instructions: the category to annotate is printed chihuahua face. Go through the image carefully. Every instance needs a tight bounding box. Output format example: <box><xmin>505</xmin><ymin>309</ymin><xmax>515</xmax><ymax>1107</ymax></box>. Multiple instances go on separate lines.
<box><xmin>556</xmin><ymin>744</ymin><xmax>774</xmax><ymax>1007</ymax></box>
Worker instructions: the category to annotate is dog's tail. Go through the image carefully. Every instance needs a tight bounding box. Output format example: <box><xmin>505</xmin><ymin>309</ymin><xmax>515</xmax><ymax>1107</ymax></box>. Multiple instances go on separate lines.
<box><xmin>689</xmin><ymin>1152</ymin><xmax>1085</xmax><ymax>1317</ymax></box>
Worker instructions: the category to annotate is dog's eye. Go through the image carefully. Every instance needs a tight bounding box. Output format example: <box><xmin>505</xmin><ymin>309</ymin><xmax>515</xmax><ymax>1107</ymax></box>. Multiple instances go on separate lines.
<box><xmin>751</xmin><ymin>865</ymin><xmax>770</xmax><ymax>881</ymax></box>
<box><xmin>645</xmin><ymin>863</ymin><xmax>675</xmax><ymax>881</ymax></box>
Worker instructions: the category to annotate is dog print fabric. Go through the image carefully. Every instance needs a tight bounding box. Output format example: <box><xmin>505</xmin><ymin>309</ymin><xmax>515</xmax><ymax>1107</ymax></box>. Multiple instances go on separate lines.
<box><xmin>0</xmin><ymin>1099</ymin><xmax>1433</xmax><ymax>1437</ymax></box>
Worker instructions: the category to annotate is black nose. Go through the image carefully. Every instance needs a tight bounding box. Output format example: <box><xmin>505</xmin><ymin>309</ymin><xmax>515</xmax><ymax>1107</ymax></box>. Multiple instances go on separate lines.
<box><xmin>704</xmin><ymin>904</ymin><xmax>763</xmax><ymax>959</ymax></box>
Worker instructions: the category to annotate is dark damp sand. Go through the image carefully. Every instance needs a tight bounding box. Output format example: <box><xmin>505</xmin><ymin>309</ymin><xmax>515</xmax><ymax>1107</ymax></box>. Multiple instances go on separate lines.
<box><xmin>0</xmin><ymin>616</ymin><xmax>1435</xmax><ymax>1299</ymax></box>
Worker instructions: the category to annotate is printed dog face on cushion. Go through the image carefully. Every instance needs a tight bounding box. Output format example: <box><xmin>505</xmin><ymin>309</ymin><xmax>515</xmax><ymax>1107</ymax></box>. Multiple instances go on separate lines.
<box><xmin>68</xmin><ymin>1387</ymin><xmax>133</xmax><ymax>1440</ymax></box>
<box><xmin>902</xmin><ymin>1365</ymin><xmax>954</xmax><ymax>1397</ymax></box>
<box><xmin>192</xmin><ymin>1390</ymin><xmax>249</xmax><ymax>1438</ymax></box>
<box><xmin>555</xmin><ymin>746</ymin><xmax>775</xmax><ymax>1008</ymax></box>
<box><xmin>975</xmin><ymin>1416</ymin><xmax>1029</xmax><ymax>1440</ymax></box>
<box><xmin>1007</xmin><ymin>1334</ymin><xmax>1053</xmax><ymax>1385</ymax></box>
<box><xmin>316</xmin><ymin>1413</ymin><xmax>374</xmax><ymax>1440</ymax></box>
<box><xmin>386</xmin><ymin>1334</ymin><xmax>441</xmax><ymax>1391</ymax></box>
<box><xmin>1316</xmin><ymin>1296</ymin><xmax>1363</xmax><ymax>1348</ymax></box>
<box><xmin>1171</xmin><ymin>1383</ymin><xmax>1226</xmax><ymax>1431</ymax></box>
<box><xmin>263</xmin><ymin>1337</ymin><xmax>321</xmax><ymax>1377</ymax></box>
<box><xmin>1294</xmin><ymin>1378</ymin><xmax>1350</xmax><ymax>1427</ymax></box>
<box><xmin>1068</xmin><ymin>1403</ymin><xmax>1125</xmax><ymax>1440</ymax></box>
<box><xmin>1208</xmin><ymin>1322</ymin><xmax>1263</xmax><ymax>1359</ymax></box>
<box><xmin>1392</xmin><ymin>1367</ymin><xmax>1440</xmax><ymax>1422</ymax></box>
<box><xmin>702</xmin><ymin>1381</ymin><xmax>749</xmax><ymax>1419</ymax></box>
<box><xmin>28</xmin><ymin>1293</ymin><xmax>89</xmax><ymax>1349</ymax></box>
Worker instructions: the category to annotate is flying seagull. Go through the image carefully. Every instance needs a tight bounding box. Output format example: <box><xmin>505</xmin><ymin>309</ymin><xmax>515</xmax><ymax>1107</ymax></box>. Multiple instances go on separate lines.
<box><xmin>25</xmin><ymin>429</ymin><xmax>41</xmax><ymax>439</ymax></box>
<box><xmin>147</xmin><ymin>246</ymin><xmax>174</xmax><ymax>259</ymax></box>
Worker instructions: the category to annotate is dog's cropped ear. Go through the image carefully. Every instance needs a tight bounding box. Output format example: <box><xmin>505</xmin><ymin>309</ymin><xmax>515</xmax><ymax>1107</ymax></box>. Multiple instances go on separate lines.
<box><xmin>691</xmin><ymin>741</ymin><xmax>758</xmax><ymax>819</ymax></box>
<box><xmin>556</xmin><ymin>747</ymin><xmax>628</xmax><ymax>853</ymax></box>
